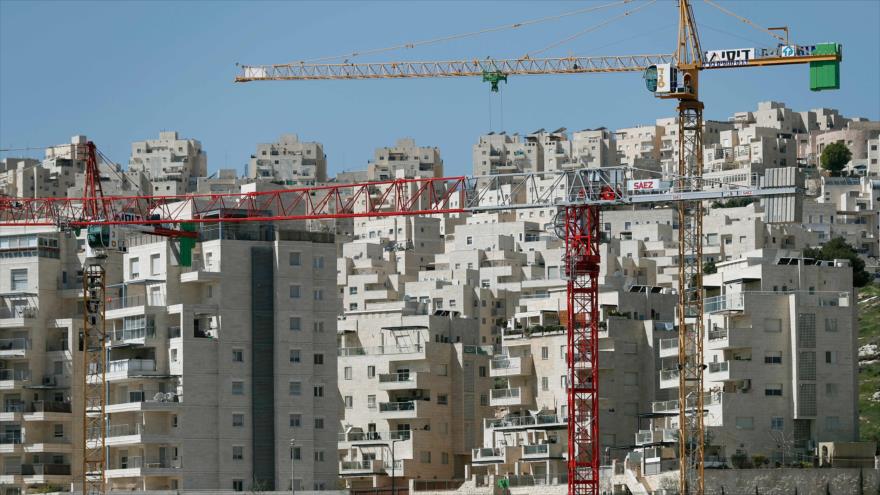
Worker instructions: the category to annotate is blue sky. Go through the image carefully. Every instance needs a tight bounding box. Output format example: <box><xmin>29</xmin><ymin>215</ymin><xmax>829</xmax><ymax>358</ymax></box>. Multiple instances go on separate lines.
<box><xmin>1</xmin><ymin>1</ymin><xmax>878</xmax><ymax>178</ymax></box>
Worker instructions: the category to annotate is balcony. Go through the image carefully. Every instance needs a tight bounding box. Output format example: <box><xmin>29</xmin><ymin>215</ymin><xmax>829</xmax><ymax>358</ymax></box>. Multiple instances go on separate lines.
<box><xmin>88</xmin><ymin>423</ymin><xmax>171</xmax><ymax>447</ymax></box>
<box><xmin>658</xmin><ymin>338</ymin><xmax>678</xmax><ymax>358</ymax></box>
<box><xmin>705</xmin><ymin>293</ymin><xmax>744</xmax><ymax>314</ymax></box>
<box><xmin>24</xmin><ymin>400</ymin><xmax>72</xmax><ymax>422</ymax></box>
<box><xmin>106</xmin><ymin>394</ymin><xmax>180</xmax><ymax>414</ymax></box>
<box><xmin>378</xmin><ymin>400</ymin><xmax>418</xmax><ymax>419</ymax></box>
<box><xmin>378</xmin><ymin>372</ymin><xmax>420</xmax><ymax>390</ymax></box>
<box><xmin>338</xmin><ymin>429</ymin><xmax>413</xmax><ymax>445</ymax></box>
<box><xmin>0</xmin><ymin>433</ymin><xmax>23</xmax><ymax>453</ymax></box>
<box><xmin>105</xmin><ymin>456</ymin><xmax>182</xmax><ymax>478</ymax></box>
<box><xmin>338</xmin><ymin>344</ymin><xmax>425</xmax><ymax>359</ymax></box>
<box><xmin>659</xmin><ymin>369</ymin><xmax>679</xmax><ymax>389</ymax></box>
<box><xmin>106</xmin><ymin>294</ymin><xmax>166</xmax><ymax>315</ymax></box>
<box><xmin>521</xmin><ymin>442</ymin><xmax>564</xmax><ymax>459</ymax></box>
<box><xmin>339</xmin><ymin>459</ymin><xmax>386</xmax><ymax>475</ymax></box>
<box><xmin>0</xmin><ymin>401</ymin><xmax>24</xmax><ymax>421</ymax></box>
<box><xmin>490</xmin><ymin>387</ymin><xmax>525</xmax><ymax>407</ymax></box>
<box><xmin>651</xmin><ymin>391</ymin><xmax>723</xmax><ymax>413</ymax></box>
<box><xmin>110</xmin><ymin>326</ymin><xmax>157</xmax><ymax>346</ymax></box>
<box><xmin>92</xmin><ymin>359</ymin><xmax>161</xmax><ymax>382</ymax></box>
<box><xmin>0</xmin><ymin>305</ymin><xmax>36</xmax><ymax>327</ymax></box>
<box><xmin>490</xmin><ymin>355</ymin><xmax>532</xmax><ymax>377</ymax></box>
<box><xmin>0</xmin><ymin>369</ymin><xmax>30</xmax><ymax>389</ymax></box>
<box><xmin>635</xmin><ymin>429</ymin><xmax>677</xmax><ymax>446</ymax></box>
<box><xmin>0</xmin><ymin>338</ymin><xmax>29</xmax><ymax>357</ymax></box>
<box><xmin>21</xmin><ymin>463</ymin><xmax>71</xmax><ymax>476</ymax></box>
<box><xmin>484</xmin><ymin>414</ymin><xmax>566</xmax><ymax>431</ymax></box>
<box><xmin>180</xmin><ymin>261</ymin><xmax>222</xmax><ymax>283</ymax></box>
<box><xmin>471</xmin><ymin>447</ymin><xmax>505</xmax><ymax>464</ymax></box>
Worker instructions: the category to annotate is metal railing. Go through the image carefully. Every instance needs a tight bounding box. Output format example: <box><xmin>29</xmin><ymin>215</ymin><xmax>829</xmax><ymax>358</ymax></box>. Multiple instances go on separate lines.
<box><xmin>112</xmin><ymin>456</ymin><xmax>182</xmax><ymax>470</ymax></box>
<box><xmin>30</xmin><ymin>400</ymin><xmax>72</xmax><ymax>413</ymax></box>
<box><xmin>659</xmin><ymin>338</ymin><xmax>678</xmax><ymax>351</ymax></box>
<box><xmin>379</xmin><ymin>401</ymin><xmax>416</xmax><ymax>413</ymax></box>
<box><xmin>472</xmin><ymin>447</ymin><xmax>502</xmax><ymax>459</ymax></box>
<box><xmin>21</xmin><ymin>463</ymin><xmax>71</xmax><ymax>475</ymax></box>
<box><xmin>708</xmin><ymin>361</ymin><xmax>729</xmax><ymax>374</ymax></box>
<box><xmin>659</xmin><ymin>369</ymin><xmax>679</xmax><ymax>382</ymax></box>
<box><xmin>105</xmin><ymin>293</ymin><xmax>166</xmax><ymax>310</ymax></box>
<box><xmin>3</xmin><ymin>402</ymin><xmax>25</xmax><ymax>413</ymax></box>
<box><xmin>89</xmin><ymin>423</ymin><xmax>144</xmax><ymax>439</ymax></box>
<box><xmin>652</xmin><ymin>391</ymin><xmax>723</xmax><ymax>412</ymax></box>
<box><xmin>705</xmin><ymin>292</ymin><xmax>744</xmax><ymax>313</ymax></box>
<box><xmin>0</xmin><ymin>433</ymin><xmax>22</xmax><ymax>444</ymax></box>
<box><xmin>168</xmin><ymin>326</ymin><xmax>181</xmax><ymax>338</ymax></box>
<box><xmin>339</xmin><ymin>430</ymin><xmax>413</xmax><ymax>442</ymax></box>
<box><xmin>106</xmin><ymin>358</ymin><xmax>157</xmax><ymax>374</ymax></box>
<box><xmin>708</xmin><ymin>328</ymin><xmax>728</xmax><ymax>340</ymax></box>
<box><xmin>113</xmin><ymin>326</ymin><xmax>156</xmax><ymax>341</ymax></box>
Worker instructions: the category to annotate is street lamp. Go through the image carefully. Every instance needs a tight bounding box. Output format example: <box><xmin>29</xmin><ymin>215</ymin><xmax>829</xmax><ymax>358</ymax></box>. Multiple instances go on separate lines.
<box><xmin>390</xmin><ymin>425</ymin><xmax>429</xmax><ymax>495</ymax></box>
<box><xmin>289</xmin><ymin>438</ymin><xmax>296</xmax><ymax>495</ymax></box>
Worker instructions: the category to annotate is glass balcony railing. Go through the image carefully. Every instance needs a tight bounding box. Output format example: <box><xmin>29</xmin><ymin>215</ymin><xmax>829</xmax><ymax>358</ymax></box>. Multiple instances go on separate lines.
<box><xmin>0</xmin><ymin>369</ymin><xmax>30</xmax><ymax>381</ymax></box>
<box><xmin>522</xmin><ymin>444</ymin><xmax>549</xmax><ymax>456</ymax></box>
<box><xmin>378</xmin><ymin>372</ymin><xmax>415</xmax><ymax>383</ymax></box>
<box><xmin>490</xmin><ymin>388</ymin><xmax>520</xmax><ymax>400</ymax></box>
<box><xmin>0</xmin><ymin>338</ymin><xmax>29</xmax><ymax>352</ymax></box>
<box><xmin>379</xmin><ymin>401</ymin><xmax>416</xmax><ymax>413</ymax></box>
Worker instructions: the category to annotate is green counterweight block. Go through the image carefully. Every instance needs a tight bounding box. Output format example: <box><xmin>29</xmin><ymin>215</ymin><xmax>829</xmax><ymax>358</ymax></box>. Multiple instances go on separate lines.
<box><xmin>810</xmin><ymin>43</ymin><xmax>841</xmax><ymax>91</ymax></box>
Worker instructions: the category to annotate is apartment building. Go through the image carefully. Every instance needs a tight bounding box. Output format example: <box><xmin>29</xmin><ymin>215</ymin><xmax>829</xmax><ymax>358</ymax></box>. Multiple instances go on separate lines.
<box><xmin>569</xmin><ymin>128</ymin><xmax>617</xmax><ymax>169</ymax></box>
<box><xmin>0</xmin><ymin>135</ymin><xmax>90</xmax><ymax>199</ymax></box>
<box><xmin>467</xmin><ymin>227</ymin><xmax>678</xmax><ymax>484</ymax></box>
<box><xmin>0</xmin><ymin>226</ymin><xmax>93</xmax><ymax>494</ymax></box>
<box><xmin>472</xmin><ymin>132</ymin><xmax>543</xmax><ymax>176</ymax></box>
<box><xmin>368</xmin><ymin>138</ymin><xmax>442</xmax><ymax>180</ymax></box>
<box><xmin>613</xmin><ymin>125</ymin><xmax>663</xmax><ymax>173</ymax></box>
<box><xmin>128</xmin><ymin>131</ymin><xmax>207</xmax><ymax>195</ymax></box>
<box><xmin>638</xmin><ymin>249</ymin><xmax>858</xmax><ymax>473</ymax></box>
<box><xmin>802</xmin><ymin>176</ymin><xmax>879</xmax><ymax>257</ymax></box>
<box><xmin>247</xmin><ymin>134</ymin><xmax>327</xmax><ymax>185</ymax></box>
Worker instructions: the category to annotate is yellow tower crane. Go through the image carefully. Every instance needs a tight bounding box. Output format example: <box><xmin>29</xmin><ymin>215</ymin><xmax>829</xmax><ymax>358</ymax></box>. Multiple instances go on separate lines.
<box><xmin>235</xmin><ymin>2</ymin><xmax>840</xmax><ymax>494</ymax></box>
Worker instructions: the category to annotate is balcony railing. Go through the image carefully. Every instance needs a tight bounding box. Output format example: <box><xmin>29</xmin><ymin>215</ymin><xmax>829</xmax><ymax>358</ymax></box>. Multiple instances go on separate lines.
<box><xmin>707</xmin><ymin>328</ymin><xmax>728</xmax><ymax>340</ymax></box>
<box><xmin>89</xmin><ymin>423</ymin><xmax>144</xmax><ymax>439</ymax></box>
<box><xmin>30</xmin><ymin>400</ymin><xmax>72</xmax><ymax>413</ymax></box>
<box><xmin>651</xmin><ymin>391</ymin><xmax>723</xmax><ymax>413</ymax></box>
<box><xmin>378</xmin><ymin>372</ymin><xmax>415</xmax><ymax>383</ymax></box>
<box><xmin>0</xmin><ymin>338</ymin><xmax>29</xmax><ymax>352</ymax></box>
<box><xmin>490</xmin><ymin>388</ymin><xmax>520</xmax><ymax>400</ymax></box>
<box><xmin>472</xmin><ymin>447</ymin><xmax>502</xmax><ymax>459</ymax></box>
<box><xmin>339</xmin><ymin>430</ymin><xmax>412</xmax><ymax>442</ymax></box>
<box><xmin>0</xmin><ymin>369</ymin><xmax>30</xmax><ymax>381</ymax></box>
<box><xmin>659</xmin><ymin>369</ymin><xmax>679</xmax><ymax>382</ymax></box>
<box><xmin>705</xmin><ymin>293</ymin><xmax>744</xmax><ymax>313</ymax></box>
<box><xmin>485</xmin><ymin>414</ymin><xmax>565</xmax><ymax>429</ymax></box>
<box><xmin>708</xmin><ymin>361</ymin><xmax>729</xmax><ymax>374</ymax></box>
<box><xmin>0</xmin><ymin>433</ymin><xmax>22</xmax><ymax>444</ymax></box>
<box><xmin>113</xmin><ymin>456</ymin><xmax>181</xmax><ymax>469</ymax></box>
<box><xmin>3</xmin><ymin>402</ymin><xmax>25</xmax><ymax>413</ymax></box>
<box><xmin>338</xmin><ymin>344</ymin><xmax>423</xmax><ymax>357</ymax></box>
<box><xmin>168</xmin><ymin>326</ymin><xmax>181</xmax><ymax>338</ymax></box>
<box><xmin>523</xmin><ymin>444</ymin><xmax>550</xmax><ymax>456</ymax></box>
<box><xmin>105</xmin><ymin>294</ymin><xmax>165</xmax><ymax>311</ymax></box>
<box><xmin>112</xmin><ymin>326</ymin><xmax>156</xmax><ymax>341</ymax></box>
<box><xmin>379</xmin><ymin>401</ymin><xmax>416</xmax><ymax>413</ymax></box>
<box><xmin>105</xmin><ymin>358</ymin><xmax>157</xmax><ymax>374</ymax></box>
<box><xmin>21</xmin><ymin>464</ymin><xmax>71</xmax><ymax>476</ymax></box>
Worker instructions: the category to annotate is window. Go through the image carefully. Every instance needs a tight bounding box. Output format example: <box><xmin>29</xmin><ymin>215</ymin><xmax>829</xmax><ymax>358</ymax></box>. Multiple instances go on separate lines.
<box><xmin>313</xmin><ymin>321</ymin><xmax>325</xmax><ymax>333</ymax></box>
<box><xmin>313</xmin><ymin>353</ymin><xmax>324</xmax><ymax>365</ymax></box>
<box><xmin>129</xmin><ymin>258</ymin><xmax>140</xmax><ymax>279</ymax></box>
<box><xmin>150</xmin><ymin>254</ymin><xmax>161</xmax><ymax>275</ymax></box>
<box><xmin>420</xmin><ymin>451</ymin><xmax>432</xmax><ymax>463</ymax></box>
<box><xmin>735</xmin><ymin>417</ymin><xmax>754</xmax><ymax>430</ymax></box>
<box><xmin>466</xmin><ymin>236</ymin><xmax>473</xmax><ymax>245</ymax></box>
<box><xmin>314</xmin><ymin>385</ymin><xmax>324</xmax><ymax>397</ymax></box>
<box><xmin>541</xmin><ymin>377</ymin><xmax>549</xmax><ymax>391</ymax></box>
<box><xmin>289</xmin><ymin>252</ymin><xmax>301</xmax><ymax>266</ymax></box>
<box><xmin>480</xmin><ymin>394</ymin><xmax>488</xmax><ymax>406</ymax></box>
<box><xmin>232</xmin><ymin>414</ymin><xmax>244</xmax><ymax>427</ymax></box>
<box><xmin>437</xmin><ymin>394</ymin><xmax>448</xmax><ymax>405</ymax></box>
<box><xmin>349</xmin><ymin>287</ymin><xmax>358</xmax><ymax>295</ymax></box>
<box><xmin>541</xmin><ymin>346</ymin><xmax>549</xmax><ymax>360</ymax></box>
<box><xmin>313</xmin><ymin>289</ymin><xmax>324</xmax><ymax>300</ymax></box>
<box><xmin>826</xmin><ymin>383</ymin><xmax>838</xmax><ymax>397</ymax></box>
<box><xmin>764</xmin><ymin>351</ymin><xmax>783</xmax><ymax>364</ymax></box>
<box><xmin>232</xmin><ymin>446</ymin><xmax>243</xmax><ymax>460</ymax></box>
<box><xmin>289</xmin><ymin>414</ymin><xmax>302</xmax><ymax>427</ymax></box>
<box><xmin>344</xmin><ymin>396</ymin><xmax>353</xmax><ymax>408</ymax></box>
<box><xmin>442</xmin><ymin>452</ymin><xmax>449</xmax><ymax>465</ymax></box>
<box><xmin>825</xmin><ymin>416</ymin><xmax>840</xmax><ymax>431</ymax></box>
<box><xmin>314</xmin><ymin>417</ymin><xmax>324</xmax><ymax>429</ymax></box>
<box><xmin>825</xmin><ymin>351</ymin><xmax>839</xmax><ymax>364</ymax></box>
<box><xmin>771</xmin><ymin>417</ymin><xmax>784</xmax><ymax>431</ymax></box>
<box><xmin>231</xmin><ymin>381</ymin><xmax>244</xmax><ymax>395</ymax></box>
<box><xmin>289</xmin><ymin>317</ymin><xmax>301</xmax><ymax>331</ymax></box>
<box><xmin>289</xmin><ymin>381</ymin><xmax>302</xmax><ymax>396</ymax></box>
<box><xmin>367</xmin><ymin>366</ymin><xmax>376</xmax><ymax>378</ymax></box>
<box><xmin>9</xmin><ymin>267</ymin><xmax>27</xmax><ymax>292</ymax></box>
<box><xmin>367</xmin><ymin>395</ymin><xmax>377</xmax><ymax>409</ymax></box>
<box><xmin>289</xmin><ymin>350</ymin><xmax>301</xmax><ymax>363</ymax></box>
<box><xmin>344</xmin><ymin>367</ymin><xmax>352</xmax><ymax>380</ymax></box>
<box><xmin>233</xmin><ymin>480</ymin><xmax>244</xmax><ymax>492</ymax></box>
<box><xmin>291</xmin><ymin>446</ymin><xmax>302</xmax><ymax>460</ymax></box>
<box><xmin>232</xmin><ymin>349</ymin><xmax>243</xmax><ymax>362</ymax></box>
<box><xmin>765</xmin><ymin>384</ymin><xmax>783</xmax><ymax>396</ymax></box>
<box><xmin>479</xmin><ymin>366</ymin><xmax>487</xmax><ymax>377</ymax></box>
<box><xmin>54</xmin><ymin>424</ymin><xmax>64</xmax><ymax>438</ymax></box>
<box><xmin>314</xmin><ymin>450</ymin><xmax>325</xmax><ymax>462</ymax></box>
<box><xmin>289</xmin><ymin>285</ymin><xmax>301</xmax><ymax>298</ymax></box>
<box><xmin>825</xmin><ymin>318</ymin><xmax>838</xmax><ymax>332</ymax></box>
<box><xmin>313</xmin><ymin>256</ymin><xmax>324</xmax><ymax>269</ymax></box>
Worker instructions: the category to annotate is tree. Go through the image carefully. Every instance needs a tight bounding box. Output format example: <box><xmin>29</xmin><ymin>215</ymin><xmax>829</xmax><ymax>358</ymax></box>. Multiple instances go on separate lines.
<box><xmin>711</xmin><ymin>197</ymin><xmax>755</xmax><ymax>209</ymax></box>
<box><xmin>803</xmin><ymin>237</ymin><xmax>871</xmax><ymax>287</ymax></box>
<box><xmin>704</xmin><ymin>260</ymin><xmax>718</xmax><ymax>274</ymax></box>
<box><xmin>820</xmin><ymin>142</ymin><xmax>852</xmax><ymax>176</ymax></box>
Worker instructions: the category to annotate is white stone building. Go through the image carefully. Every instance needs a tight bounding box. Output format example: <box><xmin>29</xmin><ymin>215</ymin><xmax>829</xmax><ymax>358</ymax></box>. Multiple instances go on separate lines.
<box><xmin>128</xmin><ymin>131</ymin><xmax>207</xmax><ymax>195</ymax></box>
<box><xmin>248</xmin><ymin>134</ymin><xmax>327</xmax><ymax>186</ymax></box>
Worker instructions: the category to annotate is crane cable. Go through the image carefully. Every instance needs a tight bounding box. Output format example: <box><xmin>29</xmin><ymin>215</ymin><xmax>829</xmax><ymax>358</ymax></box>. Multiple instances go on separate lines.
<box><xmin>299</xmin><ymin>0</ymin><xmax>634</xmax><ymax>64</ymax></box>
<box><xmin>525</xmin><ymin>0</ymin><xmax>657</xmax><ymax>58</ymax></box>
<box><xmin>702</xmin><ymin>0</ymin><xmax>789</xmax><ymax>45</ymax></box>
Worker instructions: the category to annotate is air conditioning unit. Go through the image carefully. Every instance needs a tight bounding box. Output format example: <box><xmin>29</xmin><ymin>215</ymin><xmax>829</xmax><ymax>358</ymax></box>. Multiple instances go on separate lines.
<box><xmin>740</xmin><ymin>379</ymin><xmax>751</xmax><ymax>392</ymax></box>
<box><xmin>43</xmin><ymin>376</ymin><xmax>56</xmax><ymax>386</ymax></box>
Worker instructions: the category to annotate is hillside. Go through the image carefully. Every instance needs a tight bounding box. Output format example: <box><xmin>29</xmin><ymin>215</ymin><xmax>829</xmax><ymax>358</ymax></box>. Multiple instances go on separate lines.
<box><xmin>857</xmin><ymin>284</ymin><xmax>880</xmax><ymax>445</ymax></box>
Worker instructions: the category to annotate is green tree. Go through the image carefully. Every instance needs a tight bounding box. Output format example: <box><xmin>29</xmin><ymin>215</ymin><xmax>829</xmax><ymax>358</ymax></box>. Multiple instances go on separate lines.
<box><xmin>703</xmin><ymin>260</ymin><xmax>717</xmax><ymax>274</ymax></box>
<box><xmin>803</xmin><ymin>237</ymin><xmax>871</xmax><ymax>287</ymax></box>
<box><xmin>711</xmin><ymin>197</ymin><xmax>755</xmax><ymax>209</ymax></box>
<box><xmin>820</xmin><ymin>142</ymin><xmax>852</xmax><ymax>176</ymax></box>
